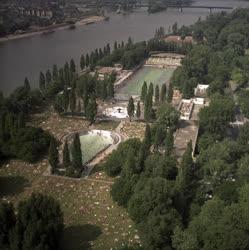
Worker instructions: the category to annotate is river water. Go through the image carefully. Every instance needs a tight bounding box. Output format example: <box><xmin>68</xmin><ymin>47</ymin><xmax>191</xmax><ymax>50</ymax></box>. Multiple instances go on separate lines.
<box><xmin>0</xmin><ymin>0</ymin><xmax>248</xmax><ymax>95</ymax></box>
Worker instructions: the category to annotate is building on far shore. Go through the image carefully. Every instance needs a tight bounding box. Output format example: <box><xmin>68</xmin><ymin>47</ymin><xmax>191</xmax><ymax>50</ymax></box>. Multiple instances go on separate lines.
<box><xmin>145</xmin><ymin>53</ymin><xmax>185</xmax><ymax>68</ymax></box>
<box><xmin>163</xmin><ymin>35</ymin><xmax>195</xmax><ymax>45</ymax></box>
<box><xmin>96</xmin><ymin>66</ymin><xmax>122</xmax><ymax>80</ymax></box>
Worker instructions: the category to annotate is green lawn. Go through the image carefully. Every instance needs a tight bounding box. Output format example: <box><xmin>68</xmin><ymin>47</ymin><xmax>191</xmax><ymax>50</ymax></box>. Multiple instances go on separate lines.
<box><xmin>119</xmin><ymin>66</ymin><xmax>175</xmax><ymax>95</ymax></box>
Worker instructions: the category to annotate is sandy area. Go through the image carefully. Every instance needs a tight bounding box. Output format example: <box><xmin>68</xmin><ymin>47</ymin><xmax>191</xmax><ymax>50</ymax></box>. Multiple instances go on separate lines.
<box><xmin>0</xmin><ymin>15</ymin><xmax>106</xmax><ymax>43</ymax></box>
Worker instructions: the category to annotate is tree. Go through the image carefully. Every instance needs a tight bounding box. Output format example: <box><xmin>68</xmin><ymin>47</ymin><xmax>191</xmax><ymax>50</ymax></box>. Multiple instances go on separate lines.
<box><xmin>85</xmin><ymin>54</ymin><xmax>90</xmax><ymax>67</ymax></box>
<box><xmin>11</xmin><ymin>127</ymin><xmax>51</xmax><ymax>163</ymax></box>
<box><xmin>156</xmin><ymin>103</ymin><xmax>180</xmax><ymax>133</ymax></box>
<box><xmin>63</xmin><ymin>141</ymin><xmax>70</xmax><ymax>169</ymax></box>
<box><xmin>0</xmin><ymin>202</ymin><xmax>16</xmax><ymax>249</ymax></box>
<box><xmin>155</xmin><ymin>84</ymin><xmax>159</xmax><ymax>104</ymax></box>
<box><xmin>111</xmin><ymin>149</ymin><xmax>139</xmax><ymax>207</ymax></box>
<box><xmin>128</xmin><ymin>177</ymin><xmax>175</xmax><ymax>224</ymax></box>
<box><xmin>114</xmin><ymin>41</ymin><xmax>118</xmax><ymax>50</ymax></box>
<box><xmin>144</xmin><ymin>124</ymin><xmax>152</xmax><ymax>153</ymax></box>
<box><xmin>17</xmin><ymin>112</ymin><xmax>25</xmax><ymax>129</ymax></box>
<box><xmin>144</xmin><ymin>90</ymin><xmax>153</xmax><ymax>121</ymax></box>
<box><xmin>238</xmin><ymin>123</ymin><xmax>249</xmax><ymax>145</ymax></box>
<box><xmin>142</xmin><ymin>208</ymin><xmax>181</xmax><ymax>250</ymax></box>
<box><xmin>172</xmin><ymin>22</ymin><xmax>178</xmax><ymax>35</ymax></box>
<box><xmin>24</xmin><ymin>77</ymin><xmax>30</xmax><ymax>92</ymax></box>
<box><xmin>53</xmin><ymin>64</ymin><xmax>58</xmax><ymax>81</ymax></box>
<box><xmin>49</xmin><ymin>137</ymin><xmax>58</xmax><ymax>174</ymax></box>
<box><xmin>106</xmin><ymin>43</ymin><xmax>111</xmax><ymax>54</ymax></box>
<box><xmin>136</xmin><ymin>101</ymin><xmax>141</xmax><ymax>119</ymax></box>
<box><xmin>86</xmin><ymin>95</ymin><xmax>98</xmax><ymax>124</ymax></box>
<box><xmin>148</xmin><ymin>82</ymin><xmax>154</xmax><ymax>97</ymax></box>
<box><xmin>72</xmin><ymin>133</ymin><xmax>82</xmax><ymax>170</ymax></box>
<box><xmin>127</xmin><ymin>96</ymin><xmax>135</xmax><ymax>121</ymax></box>
<box><xmin>62</xmin><ymin>87</ymin><xmax>69</xmax><ymax>112</ymax></box>
<box><xmin>175</xmin><ymin>141</ymin><xmax>195</xmax><ymax>219</ymax></box>
<box><xmin>70</xmin><ymin>58</ymin><xmax>76</xmax><ymax>73</ymax></box>
<box><xmin>46</xmin><ymin>69</ymin><xmax>52</xmax><ymax>85</ymax></box>
<box><xmin>199</xmin><ymin>95</ymin><xmax>235</xmax><ymax>138</ymax></box>
<box><xmin>107</xmin><ymin>81</ymin><xmax>114</xmax><ymax>98</ymax></box>
<box><xmin>39</xmin><ymin>72</ymin><xmax>46</xmax><ymax>90</ymax></box>
<box><xmin>69</xmin><ymin>89</ymin><xmax>76</xmax><ymax>113</ymax></box>
<box><xmin>64</xmin><ymin>62</ymin><xmax>70</xmax><ymax>85</ymax></box>
<box><xmin>141</xmin><ymin>81</ymin><xmax>147</xmax><ymax>103</ymax></box>
<box><xmin>80</xmin><ymin>55</ymin><xmax>85</xmax><ymax>70</ymax></box>
<box><xmin>160</xmin><ymin>84</ymin><xmax>167</xmax><ymax>103</ymax></box>
<box><xmin>10</xmin><ymin>193</ymin><xmax>63</xmax><ymax>250</ymax></box>
<box><xmin>101</xmin><ymin>81</ymin><xmax>107</xmax><ymax>100</ymax></box>
<box><xmin>104</xmin><ymin>138</ymin><xmax>141</xmax><ymax>177</ymax></box>
<box><xmin>165</xmin><ymin>130</ymin><xmax>174</xmax><ymax>155</ymax></box>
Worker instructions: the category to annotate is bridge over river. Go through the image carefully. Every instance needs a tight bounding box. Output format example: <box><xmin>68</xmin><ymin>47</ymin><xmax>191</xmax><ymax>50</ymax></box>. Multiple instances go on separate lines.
<box><xmin>136</xmin><ymin>4</ymin><xmax>234</xmax><ymax>13</ymax></box>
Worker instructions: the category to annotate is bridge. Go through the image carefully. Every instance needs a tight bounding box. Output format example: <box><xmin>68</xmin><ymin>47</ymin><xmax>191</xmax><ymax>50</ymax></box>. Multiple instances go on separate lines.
<box><xmin>136</xmin><ymin>4</ymin><xmax>234</xmax><ymax>13</ymax></box>
<box><xmin>85</xmin><ymin>1</ymin><xmax>234</xmax><ymax>14</ymax></box>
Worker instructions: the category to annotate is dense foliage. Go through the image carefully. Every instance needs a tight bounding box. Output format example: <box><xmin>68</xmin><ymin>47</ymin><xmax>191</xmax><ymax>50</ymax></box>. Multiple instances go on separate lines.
<box><xmin>0</xmin><ymin>193</ymin><xmax>63</xmax><ymax>250</ymax></box>
<box><xmin>0</xmin><ymin>84</ymin><xmax>51</xmax><ymax>162</ymax></box>
<box><xmin>105</xmin><ymin>8</ymin><xmax>249</xmax><ymax>250</ymax></box>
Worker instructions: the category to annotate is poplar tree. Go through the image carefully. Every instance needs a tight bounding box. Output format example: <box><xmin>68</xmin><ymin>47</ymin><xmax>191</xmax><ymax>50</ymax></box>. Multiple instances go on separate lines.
<box><xmin>63</xmin><ymin>141</ymin><xmax>70</xmax><ymax>168</ymax></box>
<box><xmin>155</xmin><ymin>84</ymin><xmax>159</xmax><ymax>104</ymax></box>
<box><xmin>52</xmin><ymin>64</ymin><xmax>58</xmax><ymax>81</ymax></box>
<box><xmin>136</xmin><ymin>142</ymin><xmax>146</xmax><ymax>173</ymax></box>
<box><xmin>101</xmin><ymin>81</ymin><xmax>107</xmax><ymax>100</ymax></box>
<box><xmin>39</xmin><ymin>72</ymin><xmax>46</xmax><ymax>90</ymax></box>
<box><xmin>24</xmin><ymin>77</ymin><xmax>30</xmax><ymax>92</ymax></box>
<box><xmin>69</xmin><ymin>89</ymin><xmax>76</xmax><ymax>113</ymax></box>
<box><xmin>80</xmin><ymin>55</ymin><xmax>85</xmax><ymax>70</ymax></box>
<box><xmin>165</xmin><ymin>130</ymin><xmax>174</xmax><ymax>155</ymax></box>
<box><xmin>144</xmin><ymin>123</ymin><xmax>152</xmax><ymax>153</ymax></box>
<box><xmin>63</xmin><ymin>87</ymin><xmax>69</xmax><ymax>111</ymax></box>
<box><xmin>72</xmin><ymin>133</ymin><xmax>82</xmax><ymax>170</ymax></box>
<box><xmin>49</xmin><ymin>137</ymin><xmax>58</xmax><ymax>174</ymax></box>
<box><xmin>114</xmin><ymin>41</ymin><xmax>118</xmax><ymax>50</ymax></box>
<box><xmin>148</xmin><ymin>82</ymin><xmax>154</xmax><ymax>97</ymax></box>
<box><xmin>86</xmin><ymin>96</ymin><xmax>98</xmax><ymax>124</ymax></box>
<box><xmin>77</xmin><ymin>100</ymin><xmax>81</xmax><ymax>113</ymax></box>
<box><xmin>160</xmin><ymin>84</ymin><xmax>167</xmax><ymax>103</ymax></box>
<box><xmin>141</xmin><ymin>81</ymin><xmax>147</xmax><ymax>103</ymax></box>
<box><xmin>99</xmin><ymin>48</ymin><xmax>103</xmax><ymax>59</ymax></box>
<box><xmin>106</xmin><ymin>43</ymin><xmax>111</xmax><ymax>54</ymax></box>
<box><xmin>46</xmin><ymin>69</ymin><xmax>52</xmax><ymax>85</ymax></box>
<box><xmin>167</xmin><ymin>82</ymin><xmax>173</xmax><ymax>102</ymax></box>
<box><xmin>107</xmin><ymin>81</ymin><xmax>114</xmax><ymax>98</ymax></box>
<box><xmin>85</xmin><ymin>53</ymin><xmax>90</xmax><ymax>67</ymax></box>
<box><xmin>144</xmin><ymin>91</ymin><xmax>153</xmax><ymax>121</ymax></box>
<box><xmin>70</xmin><ymin>59</ymin><xmax>76</xmax><ymax>73</ymax></box>
<box><xmin>17</xmin><ymin>112</ymin><xmax>25</xmax><ymax>129</ymax></box>
<box><xmin>64</xmin><ymin>62</ymin><xmax>70</xmax><ymax>85</ymax></box>
<box><xmin>127</xmin><ymin>96</ymin><xmax>135</xmax><ymax>121</ymax></box>
<box><xmin>136</xmin><ymin>101</ymin><xmax>141</xmax><ymax>119</ymax></box>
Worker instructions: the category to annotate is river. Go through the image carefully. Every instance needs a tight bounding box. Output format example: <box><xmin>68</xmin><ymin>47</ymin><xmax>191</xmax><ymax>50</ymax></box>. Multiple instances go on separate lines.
<box><xmin>0</xmin><ymin>0</ymin><xmax>249</xmax><ymax>95</ymax></box>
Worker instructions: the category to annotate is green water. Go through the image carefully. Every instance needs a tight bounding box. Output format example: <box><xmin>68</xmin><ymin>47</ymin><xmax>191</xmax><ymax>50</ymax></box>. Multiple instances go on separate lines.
<box><xmin>119</xmin><ymin>66</ymin><xmax>175</xmax><ymax>95</ymax></box>
<box><xmin>79</xmin><ymin>132</ymin><xmax>113</xmax><ymax>164</ymax></box>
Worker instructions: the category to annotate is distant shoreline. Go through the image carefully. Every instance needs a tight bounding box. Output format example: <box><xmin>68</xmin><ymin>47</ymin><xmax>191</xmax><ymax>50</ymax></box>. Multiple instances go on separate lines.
<box><xmin>0</xmin><ymin>15</ymin><xmax>106</xmax><ymax>43</ymax></box>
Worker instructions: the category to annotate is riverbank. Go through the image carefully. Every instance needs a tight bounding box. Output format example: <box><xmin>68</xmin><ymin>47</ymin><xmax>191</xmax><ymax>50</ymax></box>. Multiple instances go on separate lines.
<box><xmin>0</xmin><ymin>15</ymin><xmax>106</xmax><ymax>43</ymax></box>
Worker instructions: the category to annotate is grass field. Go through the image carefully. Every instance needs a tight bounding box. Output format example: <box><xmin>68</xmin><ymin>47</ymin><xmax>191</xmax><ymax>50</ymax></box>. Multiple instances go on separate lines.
<box><xmin>119</xmin><ymin>66</ymin><xmax>175</xmax><ymax>95</ymax></box>
<box><xmin>0</xmin><ymin>160</ymin><xmax>140</xmax><ymax>250</ymax></box>
<box><xmin>80</xmin><ymin>132</ymin><xmax>113</xmax><ymax>164</ymax></box>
